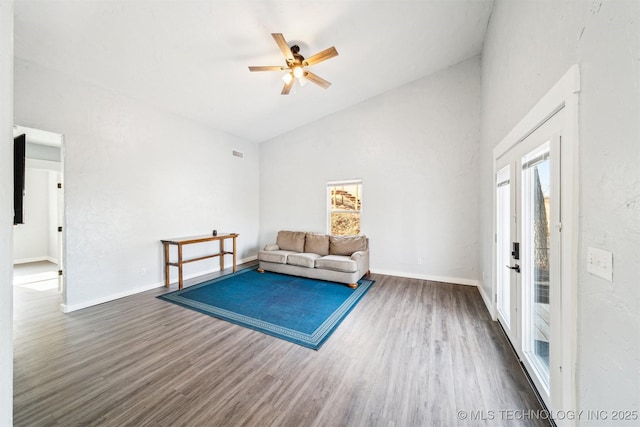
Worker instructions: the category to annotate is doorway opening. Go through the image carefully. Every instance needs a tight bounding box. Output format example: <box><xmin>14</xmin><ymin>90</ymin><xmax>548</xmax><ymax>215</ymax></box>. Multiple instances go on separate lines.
<box><xmin>12</xmin><ymin>125</ymin><xmax>65</xmax><ymax>307</ymax></box>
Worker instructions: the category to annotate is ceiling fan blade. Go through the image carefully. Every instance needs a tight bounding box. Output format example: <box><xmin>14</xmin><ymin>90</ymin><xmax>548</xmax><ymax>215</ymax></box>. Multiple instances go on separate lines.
<box><xmin>303</xmin><ymin>46</ymin><xmax>339</xmax><ymax>67</ymax></box>
<box><xmin>303</xmin><ymin>71</ymin><xmax>331</xmax><ymax>89</ymax></box>
<box><xmin>271</xmin><ymin>33</ymin><xmax>294</xmax><ymax>62</ymax></box>
<box><xmin>281</xmin><ymin>78</ymin><xmax>294</xmax><ymax>95</ymax></box>
<box><xmin>248</xmin><ymin>65</ymin><xmax>288</xmax><ymax>72</ymax></box>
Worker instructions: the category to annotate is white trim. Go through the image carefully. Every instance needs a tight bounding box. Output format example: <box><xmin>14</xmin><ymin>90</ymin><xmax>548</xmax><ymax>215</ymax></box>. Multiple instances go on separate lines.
<box><xmin>326</xmin><ymin>178</ymin><xmax>362</xmax><ymax>186</ymax></box>
<box><xmin>13</xmin><ymin>125</ymin><xmax>62</xmax><ymax>147</ymax></box>
<box><xmin>491</xmin><ymin>64</ymin><xmax>579</xmax><ymax>425</ymax></box>
<box><xmin>493</xmin><ymin>65</ymin><xmax>579</xmax><ymax>158</ymax></box>
<box><xmin>61</xmin><ymin>280</ymin><xmax>164</xmax><ymax>313</ymax></box>
<box><xmin>370</xmin><ymin>268</ymin><xmax>479</xmax><ymax>287</ymax></box>
<box><xmin>61</xmin><ymin>255</ymin><xmax>258</xmax><ymax>313</ymax></box>
<box><xmin>476</xmin><ymin>279</ymin><xmax>493</xmax><ymax>315</ymax></box>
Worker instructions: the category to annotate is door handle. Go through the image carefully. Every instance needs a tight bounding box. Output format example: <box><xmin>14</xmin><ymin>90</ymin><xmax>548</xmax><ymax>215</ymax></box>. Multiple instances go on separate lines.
<box><xmin>506</xmin><ymin>264</ymin><xmax>520</xmax><ymax>273</ymax></box>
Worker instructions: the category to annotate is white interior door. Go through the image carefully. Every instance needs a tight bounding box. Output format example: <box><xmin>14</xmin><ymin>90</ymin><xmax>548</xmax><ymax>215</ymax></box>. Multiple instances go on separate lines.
<box><xmin>495</xmin><ymin>110</ymin><xmax>562</xmax><ymax>409</ymax></box>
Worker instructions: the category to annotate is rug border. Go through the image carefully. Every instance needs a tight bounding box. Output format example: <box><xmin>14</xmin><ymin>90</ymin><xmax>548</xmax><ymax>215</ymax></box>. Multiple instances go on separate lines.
<box><xmin>157</xmin><ymin>269</ymin><xmax>374</xmax><ymax>350</ymax></box>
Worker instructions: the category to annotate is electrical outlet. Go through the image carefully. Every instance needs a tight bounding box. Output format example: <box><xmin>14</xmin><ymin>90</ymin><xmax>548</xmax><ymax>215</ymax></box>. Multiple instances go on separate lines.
<box><xmin>417</xmin><ymin>257</ymin><xmax>423</xmax><ymax>265</ymax></box>
<box><xmin>587</xmin><ymin>247</ymin><xmax>613</xmax><ymax>281</ymax></box>
<box><xmin>140</xmin><ymin>268</ymin><xmax>147</xmax><ymax>276</ymax></box>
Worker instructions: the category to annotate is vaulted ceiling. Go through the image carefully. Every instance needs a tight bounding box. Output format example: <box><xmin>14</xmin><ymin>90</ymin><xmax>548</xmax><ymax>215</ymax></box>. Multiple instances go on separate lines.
<box><xmin>14</xmin><ymin>0</ymin><xmax>494</xmax><ymax>143</ymax></box>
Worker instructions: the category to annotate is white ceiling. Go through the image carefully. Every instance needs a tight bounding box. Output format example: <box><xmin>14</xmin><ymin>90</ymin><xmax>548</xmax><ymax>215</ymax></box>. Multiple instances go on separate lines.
<box><xmin>14</xmin><ymin>0</ymin><xmax>494</xmax><ymax>143</ymax></box>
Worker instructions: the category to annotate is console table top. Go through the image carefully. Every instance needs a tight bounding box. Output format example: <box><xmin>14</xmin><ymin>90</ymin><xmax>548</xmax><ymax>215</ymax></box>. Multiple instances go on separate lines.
<box><xmin>161</xmin><ymin>233</ymin><xmax>239</xmax><ymax>245</ymax></box>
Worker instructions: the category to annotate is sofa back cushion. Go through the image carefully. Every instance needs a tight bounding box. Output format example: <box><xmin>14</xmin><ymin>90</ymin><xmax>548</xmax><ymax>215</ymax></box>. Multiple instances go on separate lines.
<box><xmin>304</xmin><ymin>233</ymin><xmax>330</xmax><ymax>256</ymax></box>
<box><xmin>329</xmin><ymin>235</ymin><xmax>368</xmax><ymax>256</ymax></box>
<box><xmin>276</xmin><ymin>231</ymin><xmax>306</xmax><ymax>253</ymax></box>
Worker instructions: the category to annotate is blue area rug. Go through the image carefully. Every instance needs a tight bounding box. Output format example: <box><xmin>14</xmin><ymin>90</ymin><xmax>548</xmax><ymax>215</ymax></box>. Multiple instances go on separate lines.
<box><xmin>158</xmin><ymin>269</ymin><xmax>374</xmax><ymax>350</ymax></box>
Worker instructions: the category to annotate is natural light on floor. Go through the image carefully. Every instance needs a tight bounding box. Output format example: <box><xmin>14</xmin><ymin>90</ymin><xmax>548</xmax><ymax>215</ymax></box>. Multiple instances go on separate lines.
<box><xmin>13</xmin><ymin>269</ymin><xmax>59</xmax><ymax>291</ymax></box>
<box><xmin>18</xmin><ymin>279</ymin><xmax>59</xmax><ymax>291</ymax></box>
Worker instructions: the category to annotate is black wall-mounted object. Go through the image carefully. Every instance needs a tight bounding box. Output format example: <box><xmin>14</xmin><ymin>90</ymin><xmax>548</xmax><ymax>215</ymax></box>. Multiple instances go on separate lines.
<box><xmin>13</xmin><ymin>134</ymin><xmax>26</xmax><ymax>225</ymax></box>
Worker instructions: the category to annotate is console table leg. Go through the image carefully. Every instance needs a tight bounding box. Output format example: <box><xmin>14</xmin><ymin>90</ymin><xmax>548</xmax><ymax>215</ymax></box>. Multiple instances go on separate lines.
<box><xmin>163</xmin><ymin>243</ymin><xmax>170</xmax><ymax>287</ymax></box>
<box><xmin>219</xmin><ymin>239</ymin><xmax>224</xmax><ymax>272</ymax></box>
<box><xmin>178</xmin><ymin>243</ymin><xmax>184</xmax><ymax>290</ymax></box>
<box><xmin>233</xmin><ymin>236</ymin><xmax>237</xmax><ymax>272</ymax></box>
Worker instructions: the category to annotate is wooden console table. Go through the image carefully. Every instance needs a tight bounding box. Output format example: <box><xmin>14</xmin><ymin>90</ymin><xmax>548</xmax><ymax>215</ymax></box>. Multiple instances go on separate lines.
<box><xmin>161</xmin><ymin>233</ymin><xmax>238</xmax><ymax>290</ymax></box>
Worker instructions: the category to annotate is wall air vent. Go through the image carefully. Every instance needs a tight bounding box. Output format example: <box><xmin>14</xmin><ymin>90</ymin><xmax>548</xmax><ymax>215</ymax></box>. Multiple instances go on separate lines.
<box><xmin>232</xmin><ymin>150</ymin><xmax>244</xmax><ymax>159</ymax></box>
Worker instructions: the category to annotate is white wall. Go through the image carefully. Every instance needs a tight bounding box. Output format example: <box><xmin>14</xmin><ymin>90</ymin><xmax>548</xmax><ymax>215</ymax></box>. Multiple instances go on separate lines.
<box><xmin>260</xmin><ymin>57</ymin><xmax>481</xmax><ymax>285</ymax></box>
<box><xmin>14</xmin><ymin>58</ymin><xmax>260</xmax><ymax>311</ymax></box>
<box><xmin>13</xmin><ymin>168</ymin><xmax>50</xmax><ymax>262</ymax></box>
<box><xmin>480</xmin><ymin>0</ymin><xmax>639</xmax><ymax>422</ymax></box>
<box><xmin>0</xmin><ymin>1</ymin><xmax>13</xmax><ymax>423</ymax></box>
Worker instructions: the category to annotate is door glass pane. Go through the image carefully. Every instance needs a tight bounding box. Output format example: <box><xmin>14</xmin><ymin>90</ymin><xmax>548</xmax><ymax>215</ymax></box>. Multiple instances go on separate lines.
<box><xmin>496</xmin><ymin>167</ymin><xmax>511</xmax><ymax>326</ymax></box>
<box><xmin>522</xmin><ymin>146</ymin><xmax>551</xmax><ymax>384</ymax></box>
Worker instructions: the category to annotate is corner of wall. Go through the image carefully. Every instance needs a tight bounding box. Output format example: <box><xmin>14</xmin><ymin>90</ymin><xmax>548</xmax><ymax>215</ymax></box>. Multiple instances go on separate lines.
<box><xmin>0</xmin><ymin>1</ymin><xmax>14</xmax><ymax>424</ymax></box>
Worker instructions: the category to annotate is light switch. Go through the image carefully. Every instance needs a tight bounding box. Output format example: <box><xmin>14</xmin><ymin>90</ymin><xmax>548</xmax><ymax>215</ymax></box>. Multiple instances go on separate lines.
<box><xmin>587</xmin><ymin>247</ymin><xmax>613</xmax><ymax>281</ymax></box>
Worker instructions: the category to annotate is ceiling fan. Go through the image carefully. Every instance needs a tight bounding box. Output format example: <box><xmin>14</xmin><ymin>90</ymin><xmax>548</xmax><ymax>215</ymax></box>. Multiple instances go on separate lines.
<box><xmin>248</xmin><ymin>33</ymin><xmax>339</xmax><ymax>95</ymax></box>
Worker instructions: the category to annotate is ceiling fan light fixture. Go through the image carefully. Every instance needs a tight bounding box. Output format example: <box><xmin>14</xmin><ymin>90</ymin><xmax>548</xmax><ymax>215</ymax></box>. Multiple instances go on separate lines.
<box><xmin>292</xmin><ymin>66</ymin><xmax>304</xmax><ymax>79</ymax></box>
<box><xmin>249</xmin><ymin>33</ymin><xmax>338</xmax><ymax>94</ymax></box>
<box><xmin>282</xmin><ymin>73</ymin><xmax>293</xmax><ymax>84</ymax></box>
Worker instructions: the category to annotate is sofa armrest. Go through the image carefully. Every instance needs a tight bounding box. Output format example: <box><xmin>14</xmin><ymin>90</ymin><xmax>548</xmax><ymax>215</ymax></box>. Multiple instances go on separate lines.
<box><xmin>351</xmin><ymin>249</ymin><xmax>370</xmax><ymax>274</ymax></box>
<box><xmin>263</xmin><ymin>243</ymin><xmax>280</xmax><ymax>251</ymax></box>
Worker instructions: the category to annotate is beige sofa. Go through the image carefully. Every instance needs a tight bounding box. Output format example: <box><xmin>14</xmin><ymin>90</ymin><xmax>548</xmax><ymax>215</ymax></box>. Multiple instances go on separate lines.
<box><xmin>257</xmin><ymin>231</ymin><xmax>370</xmax><ymax>288</ymax></box>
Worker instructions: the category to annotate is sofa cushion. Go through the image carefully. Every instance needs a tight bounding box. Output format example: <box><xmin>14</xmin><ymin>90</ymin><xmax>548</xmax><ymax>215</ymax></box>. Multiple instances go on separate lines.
<box><xmin>276</xmin><ymin>231</ymin><xmax>305</xmax><ymax>253</ymax></box>
<box><xmin>258</xmin><ymin>250</ymin><xmax>297</xmax><ymax>264</ymax></box>
<box><xmin>315</xmin><ymin>255</ymin><xmax>358</xmax><ymax>273</ymax></box>
<box><xmin>287</xmin><ymin>253</ymin><xmax>321</xmax><ymax>268</ymax></box>
<box><xmin>329</xmin><ymin>235</ymin><xmax>368</xmax><ymax>256</ymax></box>
<box><xmin>304</xmin><ymin>233</ymin><xmax>330</xmax><ymax>256</ymax></box>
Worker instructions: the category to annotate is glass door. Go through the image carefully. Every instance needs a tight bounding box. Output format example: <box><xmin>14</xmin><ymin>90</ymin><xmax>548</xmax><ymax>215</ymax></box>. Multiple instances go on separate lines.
<box><xmin>494</xmin><ymin>110</ymin><xmax>562</xmax><ymax>409</ymax></box>
<box><xmin>521</xmin><ymin>142</ymin><xmax>553</xmax><ymax>392</ymax></box>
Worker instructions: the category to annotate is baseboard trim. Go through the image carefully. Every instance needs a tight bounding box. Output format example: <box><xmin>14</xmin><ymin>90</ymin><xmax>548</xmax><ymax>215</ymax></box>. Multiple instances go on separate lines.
<box><xmin>61</xmin><ymin>255</ymin><xmax>258</xmax><ymax>313</ymax></box>
<box><xmin>370</xmin><ymin>268</ymin><xmax>480</xmax><ymax>287</ymax></box>
<box><xmin>61</xmin><ymin>281</ymin><xmax>164</xmax><ymax>313</ymax></box>
<box><xmin>475</xmin><ymin>280</ymin><xmax>495</xmax><ymax>319</ymax></box>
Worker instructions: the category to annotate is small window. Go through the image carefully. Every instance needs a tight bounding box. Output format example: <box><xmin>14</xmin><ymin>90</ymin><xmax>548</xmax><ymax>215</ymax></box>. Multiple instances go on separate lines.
<box><xmin>327</xmin><ymin>180</ymin><xmax>362</xmax><ymax>235</ymax></box>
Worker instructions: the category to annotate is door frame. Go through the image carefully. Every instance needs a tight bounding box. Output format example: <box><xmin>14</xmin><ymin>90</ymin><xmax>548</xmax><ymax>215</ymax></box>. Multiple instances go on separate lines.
<box><xmin>491</xmin><ymin>65</ymin><xmax>580</xmax><ymax>424</ymax></box>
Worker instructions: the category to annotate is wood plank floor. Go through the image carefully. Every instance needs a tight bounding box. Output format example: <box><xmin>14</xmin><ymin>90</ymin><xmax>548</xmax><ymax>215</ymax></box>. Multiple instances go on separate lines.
<box><xmin>13</xmin><ymin>267</ymin><xmax>549</xmax><ymax>426</ymax></box>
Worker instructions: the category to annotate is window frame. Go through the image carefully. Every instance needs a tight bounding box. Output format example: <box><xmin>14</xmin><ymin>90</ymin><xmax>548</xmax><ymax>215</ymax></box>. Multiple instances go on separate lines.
<box><xmin>327</xmin><ymin>179</ymin><xmax>362</xmax><ymax>235</ymax></box>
